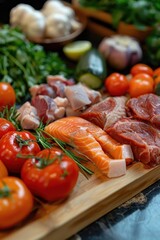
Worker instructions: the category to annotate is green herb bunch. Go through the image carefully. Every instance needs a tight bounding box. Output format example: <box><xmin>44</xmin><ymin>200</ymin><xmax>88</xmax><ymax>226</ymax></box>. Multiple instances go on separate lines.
<box><xmin>0</xmin><ymin>25</ymin><xmax>72</xmax><ymax>103</ymax></box>
<box><xmin>145</xmin><ymin>24</ymin><xmax>160</xmax><ymax>68</ymax></box>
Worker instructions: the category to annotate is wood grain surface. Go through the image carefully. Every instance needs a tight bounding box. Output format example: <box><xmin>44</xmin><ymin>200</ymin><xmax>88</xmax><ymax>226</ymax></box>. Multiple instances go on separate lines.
<box><xmin>1</xmin><ymin>162</ymin><xmax>160</xmax><ymax>240</ymax></box>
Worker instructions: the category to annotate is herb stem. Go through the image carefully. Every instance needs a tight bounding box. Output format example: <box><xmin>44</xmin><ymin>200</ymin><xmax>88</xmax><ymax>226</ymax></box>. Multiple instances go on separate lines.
<box><xmin>41</xmin><ymin>130</ymin><xmax>94</xmax><ymax>176</ymax></box>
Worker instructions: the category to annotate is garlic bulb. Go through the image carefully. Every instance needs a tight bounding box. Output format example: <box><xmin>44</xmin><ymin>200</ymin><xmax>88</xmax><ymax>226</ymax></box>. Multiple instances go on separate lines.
<box><xmin>71</xmin><ymin>19</ymin><xmax>82</xmax><ymax>31</ymax></box>
<box><xmin>9</xmin><ymin>1</ymin><xmax>81</xmax><ymax>40</ymax></box>
<box><xmin>10</xmin><ymin>4</ymin><xmax>34</xmax><ymax>27</ymax></box>
<box><xmin>45</xmin><ymin>13</ymin><xmax>71</xmax><ymax>38</ymax></box>
<box><xmin>22</xmin><ymin>11</ymin><xmax>46</xmax><ymax>39</ymax></box>
<box><xmin>41</xmin><ymin>0</ymin><xmax>75</xmax><ymax>19</ymax></box>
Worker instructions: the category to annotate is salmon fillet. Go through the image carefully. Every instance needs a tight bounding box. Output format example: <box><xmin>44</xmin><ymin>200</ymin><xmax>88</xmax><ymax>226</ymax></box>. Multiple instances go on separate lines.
<box><xmin>45</xmin><ymin>116</ymin><xmax>128</xmax><ymax>178</ymax></box>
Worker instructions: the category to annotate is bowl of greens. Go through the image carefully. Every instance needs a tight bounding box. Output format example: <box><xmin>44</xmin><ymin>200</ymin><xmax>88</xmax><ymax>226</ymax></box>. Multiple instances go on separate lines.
<box><xmin>73</xmin><ymin>0</ymin><xmax>160</xmax><ymax>41</ymax></box>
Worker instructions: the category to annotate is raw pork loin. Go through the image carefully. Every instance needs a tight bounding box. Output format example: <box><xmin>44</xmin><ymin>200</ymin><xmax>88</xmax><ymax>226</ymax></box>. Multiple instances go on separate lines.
<box><xmin>126</xmin><ymin>93</ymin><xmax>160</xmax><ymax>129</ymax></box>
<box><xmin>107</xmin><ymin>118</ymin><xmax>160</xmax><ymax>167</ymax></box>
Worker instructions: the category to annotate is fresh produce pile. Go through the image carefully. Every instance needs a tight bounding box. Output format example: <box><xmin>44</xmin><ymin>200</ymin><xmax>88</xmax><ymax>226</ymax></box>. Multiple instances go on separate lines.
<box><xmin>10</xmin><ymin>1</ymin><xmax>81</xmax><ymax>40</ymax></box>
<box><xmin>1</xmin><ymin>5</ymin><xmax>160</xmax><ymax>233</ymax></box>
<box><xmin>0</xmin><ymin>25</ymin><xmax>72</xmax><ymax>103</ymax></box>
<box><xmin>0</xmin><ymin>106</ymin><xmax>85</xmax><ymax>229</ymax></box>
<box><xmin>104</xmin><ymin>63</ymin><xmax>160</xmax><ymax>97</ymax></box>
<box><xmin>78</xmin><ymin>0</ymin><xmax>160</xmax><ymax>29</ymax></box>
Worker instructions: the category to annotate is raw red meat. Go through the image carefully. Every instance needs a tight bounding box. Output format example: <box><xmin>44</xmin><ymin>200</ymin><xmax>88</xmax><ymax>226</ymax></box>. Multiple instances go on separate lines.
<box><xmin>107</xmin><ymin>118</ymin><xmax>160</xmax><ymax>167</ymax></box>
<box><xmin>127</xmin><ymin>93</ymin><xmax>160</xmax><ymax>129</ymax></box>
<box><xmin>31</xmin><ymin>95</ymin><xmax>64</xmax><ymax>124</ymax></box>
<box><xmin>81</xmin><ymin>96</ymin><xmax>127</xmax><ymax>131</ymax></box>
<box><xmin>29</xmin><ymin>84</ymin><xmax>56</xmax><ymax>98</ymax></box>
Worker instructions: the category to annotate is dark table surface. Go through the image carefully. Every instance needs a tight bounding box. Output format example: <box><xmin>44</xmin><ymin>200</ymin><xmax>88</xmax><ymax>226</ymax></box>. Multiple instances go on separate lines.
<box><xmin>68</xmin><ymin>179</ymin><xmax>160</xmax><ymax>240</ymax></box>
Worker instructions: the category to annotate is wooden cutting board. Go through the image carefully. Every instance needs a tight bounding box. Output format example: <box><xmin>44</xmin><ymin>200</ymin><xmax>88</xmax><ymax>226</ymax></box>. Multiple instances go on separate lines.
<box><xmin>1</xmin><ymin>162</ymin><xmax>160</xmax><ymax>240</ymax></box>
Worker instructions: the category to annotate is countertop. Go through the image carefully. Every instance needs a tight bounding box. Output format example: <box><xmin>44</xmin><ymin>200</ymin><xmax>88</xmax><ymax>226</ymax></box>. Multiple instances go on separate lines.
<box><xmin>69</xmin><ymin>179</ymin><xmax>160</xmax><ymax>240</ymax></box>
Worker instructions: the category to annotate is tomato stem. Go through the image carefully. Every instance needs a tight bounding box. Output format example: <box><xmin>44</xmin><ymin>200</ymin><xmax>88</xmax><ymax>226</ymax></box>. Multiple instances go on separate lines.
<box><xmin>41</xmin><ymin>130</ymin><xmax>94</xmax><ymax>176</ymax></box>
<box><xmin>15</xmin><ymin>135</ymin><xmax>35</xmax><ymax>149</ymax></box>
<box><xmin>32</xmin><ymin>123</ymin><xmax>94</xmax><ymax>176</ymax></box>
<box><xmin>17</xmin><ymin>152</ymin><xmax>63</xmax><ymax>169</ymax></box>
<box><xmin>0</xmin><ymin>181</ymin><xmax>11</xmax><ymax>198</ymax></box>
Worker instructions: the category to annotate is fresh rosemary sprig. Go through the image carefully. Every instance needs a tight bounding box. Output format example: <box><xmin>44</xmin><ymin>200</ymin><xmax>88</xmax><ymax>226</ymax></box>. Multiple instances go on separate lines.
<box><xmin>35</xmin><ymin>122</ymin><xmax>52</xmax><ymax>149</ymax></box>
<box><xmin>52</xmin><ymin>137</ymin><xmax>94</xmax><ymax>176</ymax></box>
<box><xmin>0</xmin><ymin>105</ymin><xmax>22</xmax><ymax>130</ymax></box>
<box><xmin>0</xmin><ymin>109</ymin><xmax>94</xmax><ymax>177</ymax></box>
<box><xmin>34</xmin><ymin>124</ymin><xmax>94</xmax><ymax>176</ymax></box>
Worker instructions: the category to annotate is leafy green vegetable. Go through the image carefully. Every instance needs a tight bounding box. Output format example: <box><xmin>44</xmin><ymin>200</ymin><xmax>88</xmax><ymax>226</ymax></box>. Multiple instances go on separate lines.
<box><xmin>145</xmin><ymin>25</ymin><xmax>160</xmax><ymax>67</ymax></box>
<box><xmin>78</xmin><ymin>0</ymin><xmax>160</xmax><ymax>29</ymax></box>
<box><xmin>0</xmin><ymin>25</ymin><xmax>72</xmax><ymax>103</ymax></box>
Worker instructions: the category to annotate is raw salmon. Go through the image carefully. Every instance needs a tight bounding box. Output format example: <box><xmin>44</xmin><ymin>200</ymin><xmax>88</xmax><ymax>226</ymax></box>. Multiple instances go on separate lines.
<box><xmin>44</xmin><ymin>116</ymin><xmax>130</xmax><ymax>178</ymax></box>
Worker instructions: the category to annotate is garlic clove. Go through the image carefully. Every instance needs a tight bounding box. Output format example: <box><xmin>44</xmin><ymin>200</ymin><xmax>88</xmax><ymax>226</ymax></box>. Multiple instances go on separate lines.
<box><xmin>45</xmin><ymin>13</ymin><xmax>71</xmax><ymax>38</ymax></box>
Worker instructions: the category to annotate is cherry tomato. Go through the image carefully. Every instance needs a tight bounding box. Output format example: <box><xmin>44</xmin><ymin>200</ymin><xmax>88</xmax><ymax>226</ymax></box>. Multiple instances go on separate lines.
<box><xmin>153</xmin><ymin>67</ymin><xmax>160</xmax><ymax>78</ymax></box>
<box><xmin>0</xmin><ymin>177</ymin><xmax>33</xmax><ymax>229</ymax></box>
<box><xmin>105</xmin><ymin>73</ymin><xmax>129</xmax><ymax>96</ymax></box>
<box><xmin>21</xmin><ymin>147</ymin><xmax>79</xmax><ymax>202</ymax></box>
<box><xmin>0</xmin><ymin>82</ymin><xmax>16</xmax><ymax>111</ymax></box>
<box><xmin>0</xmin><ymin>131</ymin><xmax>41</xmax><ymax>173</ymax></box>
<box><xmin>0</xmin><ymin>118</ymin><xmax>16</xmax><ymax>139</ymax></box>
<box><xmin>0</xmin><ymin>160</ymin><xmax>8</xmax><ymax>178</ymax></box>
<box><xmin>130</xmin><ymin>63</ymin><xmax>153</xmax><ymax>77</ymax></box>
<box><xmin>154</xmin><ymin>75</ymin><xmax>160</xmax><ymax>87</ymax></box>
<box><xmin>129</xmin><ymin>73</ymin><xmax>154</xmax><ymax>98</ymax></box>
<box><xmin>153</xmin><ymin>75</ymin><xmax>160</xmax><ymax>95</ymax></box>
<box><xmin>152</xmin><ymin>68</ymin><xmax>160</xmax><ymax>93</ymax></box>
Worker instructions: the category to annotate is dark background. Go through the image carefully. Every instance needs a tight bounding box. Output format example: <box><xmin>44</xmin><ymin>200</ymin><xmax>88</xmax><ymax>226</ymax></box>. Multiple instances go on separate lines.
<box><xmin>0</xmin><ymin>0</ymin><xmax>71</xmax><ymax>23</ymax></box>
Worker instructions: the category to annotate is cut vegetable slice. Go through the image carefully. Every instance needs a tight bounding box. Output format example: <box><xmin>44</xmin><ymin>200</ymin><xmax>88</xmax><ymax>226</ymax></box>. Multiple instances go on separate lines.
<box><xmin>63</xmin><ymin>40</ymin><xmax>92</xmax><ymax>60</ymax></box>
<box><xmin>78</xmin><ymin>73</ymin><xmax>103</xmax><ymax>89</ymax></box>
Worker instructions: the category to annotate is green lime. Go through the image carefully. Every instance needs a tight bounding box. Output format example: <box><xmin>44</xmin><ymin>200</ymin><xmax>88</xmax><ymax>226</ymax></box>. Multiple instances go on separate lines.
<box><xmin>63</xmin><ymin>41</ymin><xmax>92</xmax><ymax>60</ymax></box>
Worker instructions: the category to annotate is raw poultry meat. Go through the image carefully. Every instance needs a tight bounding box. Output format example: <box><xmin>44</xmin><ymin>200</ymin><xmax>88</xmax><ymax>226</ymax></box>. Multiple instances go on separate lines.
<box><xmin>64</xmin><ymin>83</ymin><xmax>101</xmax><ymax>112</ymax></box>
<box><xmin>17</xmin><ymin>102</ymin><xmax>40</xmax><ymax>130</ymax></box>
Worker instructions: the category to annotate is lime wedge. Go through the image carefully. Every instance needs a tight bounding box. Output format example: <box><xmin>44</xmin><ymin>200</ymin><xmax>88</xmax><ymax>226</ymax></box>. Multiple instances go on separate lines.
<box><xmin>63</xmin><ymin>41</ymin><xmax>92</xmax><ymax>60</ymax></box>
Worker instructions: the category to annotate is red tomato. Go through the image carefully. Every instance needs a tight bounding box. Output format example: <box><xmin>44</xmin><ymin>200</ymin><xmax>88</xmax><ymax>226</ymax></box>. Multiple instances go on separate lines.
<box><xmin>129</xmin><ymin>73</ymin><xmax>154</xmax><ymax>98</ymax></box>
<box><xmin>154</xmin><ymin>75</ymin><xmax>160</xmax><ymax>87</ymax></box>
<box><xmin>152</xmin><ymin>68</ymin><xmax>160</xmax><ymax>93</ymax></box>
<box><xmin>0</xmin><ymin>160</ymin><xmax>8</xmax><ymax>178</ymax></box>
<box><xmin>0</xmin><ymin>131</ymin><xmax>41</xmax><ymax>173</ymax></box>
<box><xmin>105</xmin><ymin>73</ymin><xmax>129</xmax><ymax>96</ymax></box>
<box><xmin>0</xmin><ymin>82</ymin><xmax>16</xmax><ymax>111</ymax></box>
<box><xmin>21</xmin><ymin>147</ymin><xmax>79</xmax><ymax>202</ymax></box>
<box><xmin>0</xmin><ymin>177</ymin><xmax>33</xmax><ymax>229</ymax></box>
<box><xmin>153</xmin><ymin>67</ymin><xmax>160</xmax><ymax>78</ymax></box>
<box><xmin>130</xmin><ymin>63</ymin><xmax>153</xmax><ymax>77</ymax></box>
<box><xmin>0</xmin><ymin>118</ymin><xmax>16</xmax><ymax>139</ymax></box>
